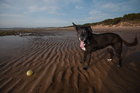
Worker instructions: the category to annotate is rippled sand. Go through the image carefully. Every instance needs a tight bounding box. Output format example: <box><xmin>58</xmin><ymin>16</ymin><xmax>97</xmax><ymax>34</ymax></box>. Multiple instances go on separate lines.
<box><xmin>0</xmin><ymin>30</ymin><xmax>140</xmax><ymax>93</ymax></box>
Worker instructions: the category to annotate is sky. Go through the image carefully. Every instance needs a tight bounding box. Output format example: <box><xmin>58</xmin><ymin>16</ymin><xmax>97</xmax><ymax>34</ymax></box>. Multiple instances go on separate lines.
<box><xmin>0</xmin><ymin>0</ymin><xmax>140</xmax><ymax>28</ymax></box>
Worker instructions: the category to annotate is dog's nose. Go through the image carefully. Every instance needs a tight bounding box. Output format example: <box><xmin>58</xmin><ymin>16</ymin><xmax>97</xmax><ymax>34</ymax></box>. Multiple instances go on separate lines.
<box><xmin>80</xmin><ymin>37</ymin><xmax>84</xmax><ymax>41</ymax></box>
<box><xmin>80</xmin><ymin>35</ymin><xmax>85</xmax><ymax>41</ymax></box>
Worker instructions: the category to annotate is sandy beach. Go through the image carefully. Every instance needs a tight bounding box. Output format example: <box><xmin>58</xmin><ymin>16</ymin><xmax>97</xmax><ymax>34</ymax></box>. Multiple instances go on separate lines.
<box><xmin>0</xmin><ymin>27</ymin><xmax>140</xmax><ymax>93</ymax></box>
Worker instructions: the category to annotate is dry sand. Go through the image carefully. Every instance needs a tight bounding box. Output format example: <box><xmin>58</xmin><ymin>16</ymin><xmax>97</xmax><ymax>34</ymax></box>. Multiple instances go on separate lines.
<box><xmin>0</xmin><ymin>28</ymin><xmax>140</xmax><ymax>93</ymax></box>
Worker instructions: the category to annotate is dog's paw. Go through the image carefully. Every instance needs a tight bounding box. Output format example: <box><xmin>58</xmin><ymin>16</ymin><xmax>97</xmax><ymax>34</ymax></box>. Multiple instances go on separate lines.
<box><xmin>107</xmin><ymin>59</ymin><xmax>112</xmax><ymax>61</ymax></box>
<box><xmin>83</xmin><ymin>67</ymin><xmax>88</xmax><ymax>70</ymax></box>
<box><xmin>80</xmin><ymin>61</ymin><xmax>85</xmax><ymax>63</ymax></box>
<box><xmin>83</xmin><ymin>65</ymin><xmax>88</xmax><ymax>70</ymax></box>
<box><xmin>117</xmin><ymin>65</ymin><xmax>121</xmax><ymax>68</ymax></box>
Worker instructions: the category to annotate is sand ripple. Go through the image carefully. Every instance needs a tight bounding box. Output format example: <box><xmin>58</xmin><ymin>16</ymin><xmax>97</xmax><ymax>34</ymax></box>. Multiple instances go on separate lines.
<box><xmin>0</xmin><ymin>31</ymin><xmax>140</xmax><ymax>93</ymax></box>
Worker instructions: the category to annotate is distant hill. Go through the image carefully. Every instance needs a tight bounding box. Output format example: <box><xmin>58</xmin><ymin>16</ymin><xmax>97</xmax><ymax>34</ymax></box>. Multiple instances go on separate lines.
<box><xmin>83</xmin><ymin>13</ymin><xmax>140</xmax><ymax>27</ymax></box>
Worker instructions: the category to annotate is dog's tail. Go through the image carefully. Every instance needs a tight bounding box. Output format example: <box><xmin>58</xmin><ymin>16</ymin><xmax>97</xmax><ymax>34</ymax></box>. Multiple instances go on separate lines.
<box><xmin>123</xmin><ymin>35</ymin><xmax>138</xmax><ymax>47</ymax></box>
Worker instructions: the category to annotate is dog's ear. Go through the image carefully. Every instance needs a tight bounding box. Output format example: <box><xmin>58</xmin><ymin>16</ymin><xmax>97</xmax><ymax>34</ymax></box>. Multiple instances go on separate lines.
<box><xmin>72</xmin><ymin>22</ymin><xmax>78</xmax><ymax>31</ymax></box>
<box><xmin>87</xmin><ymin>26</ymin><xmax>92</xmax><ymax>33</ymax></box>
<box><xmin>87</xmin><ymin>26</ymin><xmax>92</xmax><ymax>41</ymax></box>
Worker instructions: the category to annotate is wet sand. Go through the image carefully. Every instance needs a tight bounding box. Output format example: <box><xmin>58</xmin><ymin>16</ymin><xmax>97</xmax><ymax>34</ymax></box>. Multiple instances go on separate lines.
<box><xmin>0</xmin><ymin>28</ymin><xmax>140</xmax><ymax>93</ymax></box>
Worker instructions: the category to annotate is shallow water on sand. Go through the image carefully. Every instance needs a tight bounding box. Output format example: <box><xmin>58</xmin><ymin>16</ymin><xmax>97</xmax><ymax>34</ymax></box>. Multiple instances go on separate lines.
<box><xmin>0</xmin><ymin>31</ymin><xmax>77</xmax><ymax>53</ymax></box>
<box><xmin>0</xmin><ymin>36</ymin><xmax>27</xmax><ymax>52</ymax></box>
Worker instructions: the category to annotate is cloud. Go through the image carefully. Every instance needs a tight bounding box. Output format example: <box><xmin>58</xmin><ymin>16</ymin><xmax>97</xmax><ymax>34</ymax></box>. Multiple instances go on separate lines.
<box><xmin>34</xmin><ymin>17</ymin><xmax>67</xmax><ymax>23</ymax></box>
<box><xmin>85</xmin><ymin>14</ymin><xmax>109</xmax><ymax>22</ymax></box>
<box><xmin>0</xmin><ymin>14</ymin><xmax>25</xmax><ymax>17</ymax></box>
<box><xmin>0</xmin><ymin>3</ymin><xmax>10</xmax><ymax>8</ymax></box>
<box><xmin>28</xmin><ymin>5</ymin><xmax>47</xmax><ymax>13</ymax></box>
<box><xmin>75</xmin><ymin>6</ymin><xmax>83</xmax><ymax>9</ymax></box>
<box><xmin>101</xmin><ymin>2</ymin><xmax>132</xmax><ymax>12</ymax></box>
<box><xmin>102</xmin><ymin>3</ymin><xmax>120</xmax><ymax>11</ymax></box>
<box><xmin>61</xmin><ymin>0</ymin><xmax>82</xmax><ymax>3</ymax></box>
<box><xmin>85</xmin><ymin>9</ymin><xmax>111</xmax><ymax>23</ymax></box>
<box><xmin>92</xmin><ymin>0</ymin><xmax>134</xmax><ymax>12</ymax></box>
<box><xmin>25</xmin><ymin>0</ymin><xmax>67</xmax><ymax>15</ymax></box>
<box><xmin>28</xmin><ymin>5</ymin><xmax>65</xmax><ymax>15</ymax></box>
<box><xmin>0</xmin><ymin>19</ymin><xmax>26</xmax><ymax>28</ymax></box>
<box><xmin>49</xmin><ymin>19</ymin><xmax>67</xmax><ymax>24</ymax></box>
<box><xmin>89</xmin><ymin>10</ymin><xmax>102</xmax><ymax>15</ymax></box>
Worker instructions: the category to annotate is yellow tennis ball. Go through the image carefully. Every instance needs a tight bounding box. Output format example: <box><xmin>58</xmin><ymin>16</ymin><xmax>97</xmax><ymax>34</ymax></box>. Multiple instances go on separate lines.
<box><xmin>26</xmin><ymin>70</ymin><xmax>33</xmax><ymax>76</ymax></box>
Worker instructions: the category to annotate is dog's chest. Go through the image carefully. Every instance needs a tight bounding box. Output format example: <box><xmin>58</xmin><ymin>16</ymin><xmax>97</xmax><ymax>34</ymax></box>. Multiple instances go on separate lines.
<box><xmin>81</xmin><ymin>43</ymin><xmax>86</xmax><ymax>51</ymax></box>
<box><xmin>81</xmin><ymin>47</ymin><xmax>86</xmax><ymax>51</ymax></box>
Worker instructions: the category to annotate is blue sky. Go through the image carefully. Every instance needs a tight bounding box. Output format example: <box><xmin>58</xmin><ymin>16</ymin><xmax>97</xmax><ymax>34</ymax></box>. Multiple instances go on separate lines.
<box><xmin>0</xmin><ymin>0</ymin><xmax>140</xmax><ymax>28</ymax></box>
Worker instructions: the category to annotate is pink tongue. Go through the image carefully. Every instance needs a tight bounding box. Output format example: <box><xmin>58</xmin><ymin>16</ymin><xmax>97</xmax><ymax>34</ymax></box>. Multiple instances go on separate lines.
<box><xmin>80</xmin><ymin>41</ymin><xmax>84</xmax><ymax>48</ymax></box>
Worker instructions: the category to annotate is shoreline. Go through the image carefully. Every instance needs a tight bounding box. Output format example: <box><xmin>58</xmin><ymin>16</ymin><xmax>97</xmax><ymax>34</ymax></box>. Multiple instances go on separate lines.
<box><xmin>0</xmin><ymin>26</ymin><xmax>140</xmax><ymax>36</ymax></box>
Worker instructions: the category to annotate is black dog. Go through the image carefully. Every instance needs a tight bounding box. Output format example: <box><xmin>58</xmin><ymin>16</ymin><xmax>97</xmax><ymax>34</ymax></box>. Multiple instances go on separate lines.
<box><xmin>72</xmin><ymin>22</ymin><xmax>138</xmax><ymax>70</ymax></box>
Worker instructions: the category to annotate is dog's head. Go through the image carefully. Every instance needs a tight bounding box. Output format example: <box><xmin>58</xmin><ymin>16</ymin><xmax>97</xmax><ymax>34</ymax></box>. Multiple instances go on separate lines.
<box><xmin>72</xmin><ymin>22</ymin><xmax>92</xmax><ymax>43</ymax></box>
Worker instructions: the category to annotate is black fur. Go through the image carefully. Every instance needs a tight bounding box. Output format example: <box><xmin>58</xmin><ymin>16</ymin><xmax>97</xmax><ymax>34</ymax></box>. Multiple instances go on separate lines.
<box><xmin>72</xmin><ymin>22</ymin><xmax>138</xmax><ymax>70</ymax></box>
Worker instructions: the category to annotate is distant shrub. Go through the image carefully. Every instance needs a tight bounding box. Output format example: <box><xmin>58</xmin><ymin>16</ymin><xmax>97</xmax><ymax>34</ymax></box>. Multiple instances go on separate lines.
<box><xmin>82</xmin><ymin>13</ymin><xmax>140</xmax><ymax>26</ymax></box>
<box><xmin>122</xmin><ymin>13</ymin><xmax>140</xmax><ymax>21</ymax></box>
<box><xmin>0</xmin><ymin>31</ymin><xmax>18</xmax><ymax>36</ymax></box>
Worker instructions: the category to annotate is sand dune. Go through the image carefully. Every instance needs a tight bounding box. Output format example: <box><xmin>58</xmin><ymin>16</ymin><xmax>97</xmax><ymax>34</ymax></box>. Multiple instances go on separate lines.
<box><xmin>0</xmin><ymin>30</ymin><xmax>140</xmax><ymax>93</ymax></box>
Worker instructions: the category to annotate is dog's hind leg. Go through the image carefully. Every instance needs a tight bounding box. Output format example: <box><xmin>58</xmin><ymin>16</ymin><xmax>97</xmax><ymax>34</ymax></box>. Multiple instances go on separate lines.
<box><xmin>113</xmin><ymin>43</ymin><xmax>122</xmax><ymax>67</ymax></box>
<box><xmin>107</xmin><ymin>47</ymin><xmax>114</xmax><ymax>61</ymax></box>
<box><xmin>116</xmin><ymin>51</ymin><xmax>122</xmax><ymax>67</ymax></box>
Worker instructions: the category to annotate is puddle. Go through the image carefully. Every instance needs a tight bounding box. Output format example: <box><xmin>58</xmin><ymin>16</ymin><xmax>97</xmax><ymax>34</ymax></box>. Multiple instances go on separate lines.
<box><xmin>0</xmin><ymin>35</ymin><xmax>27</xmax><ymax>53</ymax></box>
<box><xmin>0</xmin><ymin>31</ymin><xmax>77</xmax><ymax>54</ymax></box>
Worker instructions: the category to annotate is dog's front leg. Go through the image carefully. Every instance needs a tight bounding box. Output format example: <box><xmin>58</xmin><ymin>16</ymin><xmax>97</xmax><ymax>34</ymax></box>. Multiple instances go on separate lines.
<box><xmin>83</xmin><ymin>53</ymin><xmax>91</xmax><ymax>70</ymax></box>
<box><xmin>80</xmin><ymin>51</ymin><xmax>87</xmax><ymax>63</ymax></box>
